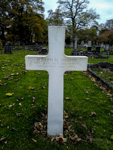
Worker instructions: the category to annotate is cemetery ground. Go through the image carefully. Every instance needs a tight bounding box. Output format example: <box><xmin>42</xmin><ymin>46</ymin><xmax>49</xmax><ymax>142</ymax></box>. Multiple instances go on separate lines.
<box><xmin>0</xmin><ymin>49</ymin><xmax>113</xmax><ymax>150</ymax></box>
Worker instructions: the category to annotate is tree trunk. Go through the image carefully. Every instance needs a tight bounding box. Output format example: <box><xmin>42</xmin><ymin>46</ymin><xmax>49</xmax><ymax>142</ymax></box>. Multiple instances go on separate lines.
<box><xmin>1</xmin><ymin>27</ymin><xmax>6</xmax><ymax>46</ymax></box>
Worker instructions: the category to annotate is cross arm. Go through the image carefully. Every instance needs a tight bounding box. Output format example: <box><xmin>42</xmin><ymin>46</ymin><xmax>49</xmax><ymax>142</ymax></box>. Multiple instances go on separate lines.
<box><xmin>62</xmin><ymin>55</ymin><xmax>88</xmax><ymax>72</ymax></box>
<box><xmin>25</xmin><ymin>55</ymin><xmax>48</xmax><ymax>71</ymax></box>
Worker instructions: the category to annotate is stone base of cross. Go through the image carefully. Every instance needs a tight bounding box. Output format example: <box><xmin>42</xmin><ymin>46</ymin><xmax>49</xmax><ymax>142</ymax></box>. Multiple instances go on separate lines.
<box><xmin>25</xmin><ymin>26</ymin><xmax>88</xmax><ymax>136</ymax></box>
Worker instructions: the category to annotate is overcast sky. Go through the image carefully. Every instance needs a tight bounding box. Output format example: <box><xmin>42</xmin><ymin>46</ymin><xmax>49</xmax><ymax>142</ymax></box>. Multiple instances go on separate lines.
<box><xmin>44</xmin><ymin>0</ymin><xmax>113</xmax><ymax>24</ymax></box>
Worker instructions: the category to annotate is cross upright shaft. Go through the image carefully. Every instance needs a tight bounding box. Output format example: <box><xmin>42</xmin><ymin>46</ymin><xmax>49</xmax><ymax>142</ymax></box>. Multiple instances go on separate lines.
<box><xmin>25</xmin><ymin>26</ymin><xmax>88</xmax><ymax>136</ymax></box>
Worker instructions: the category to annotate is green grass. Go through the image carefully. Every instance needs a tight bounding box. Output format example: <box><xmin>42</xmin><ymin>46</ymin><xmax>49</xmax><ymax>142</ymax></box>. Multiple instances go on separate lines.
<box><xmin>94</xmin><ymin>70</ymin><xmax>113</xmax><ymax>85</ymax></box>
<box><xmin>88</xmin><ymin>55</ymin><xmax>113</xmax><ymax>64</ymax></box>
<box><xmin>0</xmin><ymin>49</ymin><xmax>113</xmax><ymax>150</ymax></box>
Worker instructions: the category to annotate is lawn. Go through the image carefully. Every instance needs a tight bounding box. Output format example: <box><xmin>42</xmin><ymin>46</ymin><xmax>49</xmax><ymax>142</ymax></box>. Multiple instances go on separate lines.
<box><xmin>0</xmin><ymin>49</ymin><xmax>113</xmax><ymax>150</ymax></box>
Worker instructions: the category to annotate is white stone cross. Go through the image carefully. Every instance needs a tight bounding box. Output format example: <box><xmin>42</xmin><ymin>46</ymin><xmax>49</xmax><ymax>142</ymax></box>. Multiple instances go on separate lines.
<box><xmin>25</xmin><ymin>26</ymin><xmax>88</xmax><ymax>136</ymax></box>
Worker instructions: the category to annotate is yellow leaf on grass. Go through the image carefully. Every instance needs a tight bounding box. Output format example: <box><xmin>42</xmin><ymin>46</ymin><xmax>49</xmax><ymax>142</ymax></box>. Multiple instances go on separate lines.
<box><xmin>110</xmin><ymin>135</ymin><xmax>113</xmax><ymax>140</ymax></box>
<box><xmin>19</xmin><ymin>103</ymin><xmax>22</xmax><ymax>106</ymax></box>
<box><xmin>28</xmin><ymin>86</ymin><xmax>35</xmax><ymax>90</ymax></box>
<box><xmin>9</xmin><ymin>103</ymin><xmax>15</xmax><ymax>108</ymax></box>
<box><xmin>6</xmin><ymin>93</ymin><xmax>14</xmax><ymax>97</ymax></box>
<box><xmin>9</xmin><ymin>105</ymin><xmax>13</xmax><ymax>108</ymax></box>
<box><xmin>11</xmin><ymin>73</ymin><xmax>15</xmax><ymax>76</ymax></box>
<box><xmin>65</xmin><ymin>97</ymin><xmax>71</xmax><ymax>100</ymax></box>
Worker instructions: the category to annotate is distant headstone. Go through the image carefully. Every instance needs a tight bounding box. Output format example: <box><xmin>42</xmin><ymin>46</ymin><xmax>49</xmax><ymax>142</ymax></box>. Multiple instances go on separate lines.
<box><xmin>87</xmin><ymin>41</ymin><xmax>92</xmax><ymax>51</ymax></box>
<box><xmin>81</xmin><ymin>41</ymin><xmax>84</xmax><ymax>48</ymax></box>
<box><xmin>34</xmin><ymin>43</ymin><xmax>41</xmax><ymax>51</ymax></box>
<box><xmin>96</xmin><ymin>46</ymin><xmax>100</xmax><ymax>53</ymax></box>
<box><xmin>100</xmin><ymin>43</ymin><xmax>104</xmax><ymax>48</ymax></box>
<box><xmin>70</xmin><ymin>42</ymin><xmax>73</xmax><ymax>48</ymax></box>
<box><xmin>4</xmin><ymin>45</ymin><xmax>12</xmax><ymax>54</ymax></box>
<box><xmin>88</xmin><ymin>41</ymin><xmax>92</xmax><ymax>47</ymax></box>
<box><xmin>38</xmin><ymin>47</ymin><xmax>47</xmax><ymax>54</ymax></box>
<box><xmin>105</xmin><ymin>44</ymin><xmax>109</xmax><ymax>51</ymax></box>
<box><xmin>71</xmin><ymin>36</ymin><xmax>79</xmax><ymax>55</ymax></box>
<box><xmin>25</xmin><ymin>26</ymin><xmax>88</xmax><ymax>136</ymax></box>
<box><xmin>25</xmin><ymin>45</ymin><xmax>29</xmax><ymax>50</ymax></box>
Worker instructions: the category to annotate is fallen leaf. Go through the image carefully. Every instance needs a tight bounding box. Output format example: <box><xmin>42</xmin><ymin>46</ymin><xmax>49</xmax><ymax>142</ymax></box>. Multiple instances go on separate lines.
<box><xmin>76</xmin><ymin>138</ymin><xmax>82</xmax><ymax>142</ymax></box>
<box><xmin>86</xmin><ymin>135</ymin><xmax>93</xmax><ymax>143</ymax></box>
<box><xmin>90</xmin><ymin>112</ymin><xmax>97</xmax><ymax>116</ymax></box>
<box><xmin>28</xmin><ymin>86</ymin><xmax>35</xmax><ymax>90</ymax></box>
<box><xmin>42</xmin><ymin>85</ymin><xmax>46</xmax><ymax>89</ymax></box>
<box><xmin>16</xmin><ymin>97</ymin><xmax>24</xmax><ymax>101</ymax></box>
<box><xmin>12</xmin><ymin>127</ymin><xmax>16</xmax><ymax>131</ymax></box>
<box><xmin>32</xmin><ymin>97</ymin><xmax>36</xmax><ymax>103</ymax></box>
<box><xmin>6</xmin><ymin>93</ymin><xmax>14</xmax><ymax>97</ymax></box>
<box><xmin>0</xmin><ymin>136</ymin><xmax>7</xmax><ymax>142</ymax></box>
<box><xmin>64</xmin><ymin>111</ymin><xmax>69</xmax><ymax>119</ymax></box>
<box><xmin>16</xmin><ymin>113</ymin><xmax>21</xmax><ymax>117</ymax></box>
<box><xmin>9</xmin><ymin>105</ymin><xmax>13</xmax><ymax>108</ymax></box>
<box><xmin>32</xmin><ymin>138</ymin><xmax>37</xmax><ymax>143</ymax></box>
<box><xmin>82</xmin><ymin>124</ymin><xmax>88</xmax><ymax>130</ymax></box>
<box><xmin>1</xmin><ymin>124</ymin><xmax>4</xmax><ymax>127</ymax></box>
<box><xmin>85</xmin><ymin>98</ymin><xmax>90</xmax><ymax>101</ymax></box>
<box><xmin>110</xmin><ymin>135</ymin><xmax>113</xmax><ymax>141</ymax></box>
<box><xmin>19</xmin><ymin>103</ymin><xmax>22</xmax><ymax>106</ymax></box>
<box><xmin>4</xmin><ymin>141</ymin><xmax>7</xmax><ymax>144</ymax></box>
<box><xmin>65</xmin><ymin>97</ymin><xmax>71</xmax><ymax>100</ymax></box>
<box><xmin>10</xmin><ymin>73</ymin><xmax>15</xmax><ymax>76</ymax></box>
<box><xmin>71</xmin><ymin>134</ymin><xmax>78</xmax><ymax>141</ymax></box>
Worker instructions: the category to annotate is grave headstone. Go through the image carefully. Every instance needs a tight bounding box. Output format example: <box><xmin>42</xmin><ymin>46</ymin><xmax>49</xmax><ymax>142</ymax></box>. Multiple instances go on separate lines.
<box><xmin>70</xmin><ymin>42</ymin><xmax>73</xmax><ymax>48</ymax></box>
<box><xmin>87</xmin><ymin>41</ymin><xmax>92</xmax><ymax>51</ymax></box>
<box><xmin>105</xmin><ymin>44</ymin><xmax>109</xmax><ymax>51</ymax></box>
<box><xmin>96</xmin><ymin>46</ymin><xmax>100</xmax><ymax>53</ymax></box>
<box><xmin>100</xmin><ymin>43</ymin><xmax>104</xmax><ymax>48</ymax></box>
<box><xmin>88</xmin><ymin>41</ymin><xmax>92</xmax><ymax>47</ymax></box>
<box><xmin>4</xmin><ymin>45</ymin><xmax>12</xmax><ymax>54</ymax></box>
<box><xmin>71</xmin><ymin>36</ymin><xmax>79</xmax><ymax>55</ymax></box>
<box><xmin>25</xmin><ymin>45</ymin><xmax>29</xmax><ymax>50</ymax></box>
<box><xmin>81</xmin><ymin>41</ymin><xmax>84</xmax><ymax>48</ymax></box>
<box><xmin>25</xmin><ymin>26</ymin><xmax>88</xmax><ymax>136</ymax></box>
<box><xmin>38</xmin><ymin>47</ymin><xmax>47</xmax><ymax>54</ymax></box>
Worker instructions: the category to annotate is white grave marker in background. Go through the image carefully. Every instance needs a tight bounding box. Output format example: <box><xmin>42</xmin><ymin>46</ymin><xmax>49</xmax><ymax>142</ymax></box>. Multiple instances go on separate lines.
<box><xmin>25</xmin><ymin>26</ymin><xmax>88</xmax><ymax>136</ymax></box>
<box><xmin>88</xmin><ymin>41</ymin><xmax>92</xmax><ymax>47</ymax></box>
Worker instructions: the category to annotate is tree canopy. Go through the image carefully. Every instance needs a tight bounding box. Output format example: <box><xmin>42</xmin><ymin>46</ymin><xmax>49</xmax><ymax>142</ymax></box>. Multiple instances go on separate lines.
<box><xmin>46</xmin><ymin>7</ymin><xmax>64</xmax><ymax>26</ymax></box>
<box><xmin>57</xmin><ymin>0</ymin><xmax>100</xmax><ymax>50</ymax></box>
<box><xmin>2</xmin><ymin>0</ymin><xmax>113</xmax><ymax>47</ymax></box>
<box><xmin>0</xmin><ymin>0</ymin><xmax>46</xmax><ymax>45</ymax></box>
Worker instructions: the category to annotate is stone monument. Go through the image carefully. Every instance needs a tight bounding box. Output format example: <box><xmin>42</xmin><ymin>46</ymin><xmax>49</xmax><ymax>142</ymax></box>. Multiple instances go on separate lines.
<box><xmin>25</xmin><ymin>26</ymin><xmax>88</xmax><ymax>136</ymax></box>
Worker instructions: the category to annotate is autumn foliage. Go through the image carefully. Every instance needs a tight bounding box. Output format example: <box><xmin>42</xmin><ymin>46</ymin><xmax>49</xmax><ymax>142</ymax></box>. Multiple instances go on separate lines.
<box><xmin>98</xmin><ymin>29</ymin><xmax>113</xmax><ymax>44</ymax></box>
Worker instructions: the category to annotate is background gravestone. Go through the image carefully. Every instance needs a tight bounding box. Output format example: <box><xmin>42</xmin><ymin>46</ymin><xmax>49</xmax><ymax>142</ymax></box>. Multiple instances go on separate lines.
<box><xmin>4</xmin><ymin>45</ymin><xmax>12</xmax><ymax>54</ymax></box>
<box><xmin>100</xmin><ymin>43</ymin><xmax>104</xmax><ymax>48</ymax></box>
<box><xmin>38</xmin><ymin>47</ymin><xmax>47</xmax><ymax>54</ymax></box>
<box><xmin>25</xmin><ymin>45</ymin><xmax>29</xmax><ymax>50</ymax></box>
<box><xmin>96</xmin><ymin>46</ymin><xmax>100</xmax><ymax>53</ymax></box>
<box><xmin>71</xmin><ymin>36</ymin><xmax>78</xmax><ymax>55</ymax></box>
<box><xmin>105</xmin><ymin>44</ymin><xmax>109</xmax><ymax>51</ymax></box>
<box><xmin>87</xmin><ymin>41</ymin><xmax>92</xmax><ymax>51</ymax></box>
<box><xmin>81</xmin><ymin>41</ymin><xmax>84</xmax><ymax>49</ymax></box>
